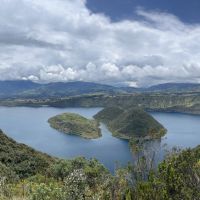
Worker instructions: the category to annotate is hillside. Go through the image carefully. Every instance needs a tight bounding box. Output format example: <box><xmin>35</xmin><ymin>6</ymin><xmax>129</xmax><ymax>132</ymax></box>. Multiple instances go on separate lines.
<box><xmin>48</xmin><ymin>113</ymin><xmax>101</xmax><ymax>139</ymax></box>
<box><xmin>0</xmin><ymin>80</ymin><xmax>125</xmax><ymax>98</ymax></box>
<box><xmin>1</xmin><ymin>81</ymin><xmax>200</xmax><ymax>116</ymax></box>
<box><xmin>94</xmin><ymin>107</ymin><xmax>166</xmax><ymax>139</ymax></box>
<box><xmin>93</xmin><ymin>106</ymin><xmax>124</xmax><ymax>124</ymax></box>
<box><xmin>146</xmin><ymin>82</ymin><xmax>200</xmax><ymax>93</ymax></box>
<box><xmin>0</xmin><ymin>80</ymin><xmax>40</xmax><ymax>98</ymax></box>
<box><xmin>1</xmin><ymin>80</ymin><xmax>200</xmax><ymax>99</ymax></box>
<box><xmin>0</xmin><ymin>129</ymin><xmax>54</xmax><ymax>179</ymax></box>
<box><xmin>0</xmin><ymin>129</ymin><xmax>111</xmax><ymax>199</ymax></box>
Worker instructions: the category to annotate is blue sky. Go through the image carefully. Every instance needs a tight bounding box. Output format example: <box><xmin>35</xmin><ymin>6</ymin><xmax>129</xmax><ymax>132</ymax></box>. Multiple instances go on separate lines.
<box><xmin>87</xmin><ymin>0</ymin><xmax>200</xmax><ymax>24</ymax></box>
<box><xmin>0</xmin><ymin>0</ymin><xmax>200</xmax><ymax>86</ymax></box>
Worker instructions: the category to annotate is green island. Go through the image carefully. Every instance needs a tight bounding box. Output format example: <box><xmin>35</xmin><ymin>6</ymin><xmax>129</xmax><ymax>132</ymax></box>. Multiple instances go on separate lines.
<box><xmin>48</xmin><ymin>108</ymin><xmax>166</xmax><ymax>141</ymax></box>
<box><xmin>94</xmin><ymin>107</ymin><xmax>166</xmax><ymax>140</ymax></box>
<box><xmin>48</xmin><ymin>113</ymin><xmax>101</xmax><ymax>139</ymax></box>
<box><xmin>0</xmin><ymin>129</ymin><xmax>200</xmax><ymax>199</ymax></box>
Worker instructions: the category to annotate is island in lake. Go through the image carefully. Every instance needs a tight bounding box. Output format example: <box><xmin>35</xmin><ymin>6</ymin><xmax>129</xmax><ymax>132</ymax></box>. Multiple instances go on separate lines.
<box><xmin>48</xmin><ymin>107</ymin><xmax>166</xmax><ymax>141</ymax></box>
<box><xmin>48</xmin><ymin>113</ymin><xmax>101</xmax><ymax>139</ymax></box>
<box><xmin>94</xmin><ymin>107</ymin><xmax>166</xmax><ymax>140</ymax></box>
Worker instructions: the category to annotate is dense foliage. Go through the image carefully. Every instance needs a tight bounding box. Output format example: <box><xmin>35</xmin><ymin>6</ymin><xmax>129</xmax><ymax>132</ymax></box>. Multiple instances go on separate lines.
<box><xmin>0</xmin><ymin>129</ymin><xmax>54</xmax><ymax>179</ymax></box>
<box><xmin>94</xmin><ymin>106</ymin><xmax>124</xmax><ymax>123</ymax></box>
<box><xmin>94</xmin><ymin>107</ymin><xmax>166</xmax><ymax>139</ymax></box>
<box><xmin>131</xmin><ymin>146</ymin><xmax>200</xmax><ymax>199</ymax></box>
<box><xmin>48</xmin><ymin>113</ymin><xmax>101</xmax><ymax>139</ymax></box>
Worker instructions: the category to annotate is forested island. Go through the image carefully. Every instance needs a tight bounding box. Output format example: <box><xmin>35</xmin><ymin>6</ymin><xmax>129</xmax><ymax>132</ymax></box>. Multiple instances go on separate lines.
<box><xmin>48</xmin><ymin>107</ymin><xmax>166</xmax><ymax>141</ymax></box>
<box><xmin>94</xmin><ymin>107</ymin><xmax>166</xmax><ymax>140</ymax></box>
<box><xmin>48</xmin><ymin>113</ymin><xmax>101</xmax><ymax>139</ymax></box>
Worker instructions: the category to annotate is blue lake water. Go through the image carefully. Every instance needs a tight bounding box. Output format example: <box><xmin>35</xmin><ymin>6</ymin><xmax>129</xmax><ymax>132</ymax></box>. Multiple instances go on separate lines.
<box><xmin>0</xmin><ymin>107</ymin><xmax>200</xmax><ymax>172</ymax></box>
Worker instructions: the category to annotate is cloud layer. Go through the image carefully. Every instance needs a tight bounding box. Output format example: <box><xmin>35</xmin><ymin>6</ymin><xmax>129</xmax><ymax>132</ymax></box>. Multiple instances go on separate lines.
<box><xmin>0</xmin><ymin>0</ymin><xmax>200</xmax><ymax>86</ymax></box>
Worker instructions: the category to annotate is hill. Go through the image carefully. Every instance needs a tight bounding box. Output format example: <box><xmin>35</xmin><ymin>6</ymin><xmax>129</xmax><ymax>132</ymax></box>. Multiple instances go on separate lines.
<box><xmin>1</xmin><ymin>80</ymin><xmax>200</xmax><ymax>99</ymax></box>
<box><xmin>0</xmin><ymin>80</ymin><xmax>40</xmax><ymax>98</ymax></box>
<box><xmin>0</xmin><ymin>129</ymin><xmax>111</xmax><ymax>199</ymax></box>
<box><xmin>36</xmin><ymin>81</ymin><xmax>121</xmax><ymax>97</ymax></box>
<box><xmin>94</xmin><ymin>107</ymin><xmax>166</xmax><ymax>139</ymax></box>
<box><xmin>0</xmin><ymin>80</ymin><xmax>125</xmax><ymax>98</ymax></box>
<box><xmin>145</xmin><ymin>82</ymin><xmax>200</xmax><ymax>93</ymax></box>
<box><xmin>0</xmin><ymin>129</ymin><xmax>54</xmax><ymax>179</ymax></box>
<box><xmin>48</xmin><ymin>113</ymin><xmax>101</xmax><ymax>139</ymax></box>
<box><xmin>93</xmin><ymin>106</ymin><xmax>124</xmax><ymax>124</ymax></box>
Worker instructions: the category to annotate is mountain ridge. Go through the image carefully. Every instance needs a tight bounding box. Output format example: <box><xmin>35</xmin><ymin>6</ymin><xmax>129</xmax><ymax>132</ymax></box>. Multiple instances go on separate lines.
<box><xmin>1</xmin><ymin>80</ymin><xmax>200</xmax><ymax>98</ymax></box>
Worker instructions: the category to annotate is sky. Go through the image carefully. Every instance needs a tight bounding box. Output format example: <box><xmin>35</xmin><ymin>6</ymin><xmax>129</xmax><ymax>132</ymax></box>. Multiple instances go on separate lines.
<box><xmin>87</xmin><ymin>0</ymin><xmax>200</xmax><ymax>24</ymax></box>
<box><xmin>0</xmin><ymin>0</ymin><xmax>200</xmax><ymax>87</ymax></box>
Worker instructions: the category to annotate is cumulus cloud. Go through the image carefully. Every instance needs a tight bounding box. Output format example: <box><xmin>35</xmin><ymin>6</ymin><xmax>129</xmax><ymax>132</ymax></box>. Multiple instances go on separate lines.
<box><xmin>0</xmin><ymin>0</ymin><xmax>200</xmax><ymax>86</ymax></box>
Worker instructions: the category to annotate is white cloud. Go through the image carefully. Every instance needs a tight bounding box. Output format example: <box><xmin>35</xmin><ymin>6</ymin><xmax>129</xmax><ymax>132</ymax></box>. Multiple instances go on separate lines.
<box><xmin>0</xmin><ymin>0</ymin><xmax>200</xmax><ymax>86</ymax></box>
<box><xmin>39</xmin><ymin>65</ymin><xmax>78</xmax><ymax>82</ymax></box>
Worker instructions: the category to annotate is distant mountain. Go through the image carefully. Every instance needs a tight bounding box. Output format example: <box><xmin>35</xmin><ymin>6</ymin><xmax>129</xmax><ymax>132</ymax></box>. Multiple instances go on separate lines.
<box><xmin>1</xmin><ymin>81</ymin><xmax>200</xmax><ymax>99</ymax></box>
<box><xmin>120</xmin><ymin>82</ymin><xmax>200</xmax><ymax>93</ymax></box>
<box><xmin>0</xmin><ymin>80</ymin><xmax>40</xmax><ymax>98</ymax></box>
<box><xmin>118</xmin><ymin>86</ymin><xmax>140</xmax><ymax>93</ymax></box>
<box><xmin>146</xmin><ymin>83</ymin><xmax>200</xmax><ymax>92</ymax></box>
<box><xmin>0</xmin><ymin>80</ymin><xmax>125</xmax><ymax>98</ymax></box>
<box><xmin>37</xmin><ymin>81</ymin><xmax>123</xmax><ymax>97</ymax></box>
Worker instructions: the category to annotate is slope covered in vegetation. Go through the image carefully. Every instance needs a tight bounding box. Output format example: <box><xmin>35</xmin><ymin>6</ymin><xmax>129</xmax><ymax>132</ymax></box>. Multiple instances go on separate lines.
<box><xmin>0</xmin><ymin>129</ymin><xmax>112</xmax><ymax>199</ymax></box>
<box><xmin>2</xmin><ymin>91</ymin><xmax>200</xmax><ymax>115</ymax></box>
<box><xmin>94</xmin><ymin>107</ymin><xmax>166</xmax><ymax>139</ymax></box>
<box><xmin>0</xmin><ymin>129</ymin><xmax>200</xmax><ymax>199</ymax></box>
<box><xmin>48</xmin><ymin>113</ymin><xmax>101</xmax><ymax>139</ymax></box>
<box><xmin>0</xmin><ymin>129</ymin><xmax>54</xmax><ymax>179</ymax></box>
<box><xmin>131</xmin><ymin>146</ymin><xmax>200</xmax><ymax>199</ymax></box>
<box><xmin>94</xmin><ymin>106</ymin><xmax>124</xmax><ymax>124</ymax></box>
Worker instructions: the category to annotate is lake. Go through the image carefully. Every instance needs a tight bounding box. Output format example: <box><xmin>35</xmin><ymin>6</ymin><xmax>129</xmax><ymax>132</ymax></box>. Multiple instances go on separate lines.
<box><xmin>0</xmin><ymin>106</ymin><xmax>200</xmax><ymax>172</ymax></box>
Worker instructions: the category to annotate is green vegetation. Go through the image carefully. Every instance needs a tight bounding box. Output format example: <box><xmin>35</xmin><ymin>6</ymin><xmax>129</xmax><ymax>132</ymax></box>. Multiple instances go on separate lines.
<box><xmin>2</xmin><ymin>91</ymin><xmax>200</xmax><ymax>115</ymax></box>
<box><xmin>94</xmin><ymin>106</ymin><xmax>124</xmax><ymax>124</ymax></box>
<box><xmin>94</xmin><ymin>107</ymin><xmax>166</xmax><ymax>140</ymax></box>
<box><xmin>0</xmin><ymin>129</ymin><xmax>54</xmax><ymax>179</ymax></box>
<box><xmin>130</xmin><ymin>146</ymin><xmax>200</xmax><ymax>199</ymax></box>
<box><xmin>48</xmin><ymin>113</ymin><xmax>101</xmax><ymax>139</ymax></box>
<box><xmin>0</xmin><ymin>129</ymin><xmax>200</xmax><ymax>199</ymax></box>
<box><xmin>0</xmin><ymin>129</ymin><xmax>112</xmax><ymax>199</ymax></box>
<box><xmin>1</xmin><ymin>80</ymin><xmax>200</xmax><ymax>115</ymax></box>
